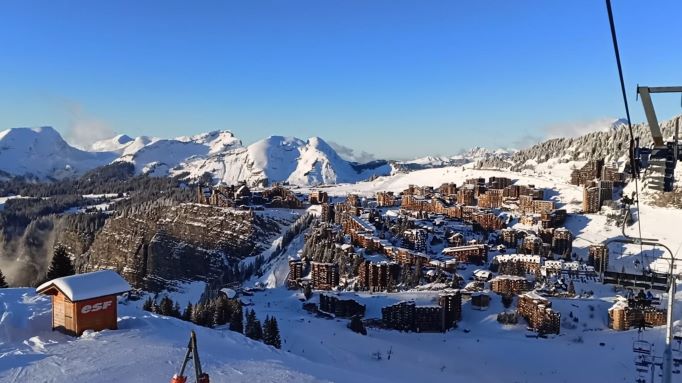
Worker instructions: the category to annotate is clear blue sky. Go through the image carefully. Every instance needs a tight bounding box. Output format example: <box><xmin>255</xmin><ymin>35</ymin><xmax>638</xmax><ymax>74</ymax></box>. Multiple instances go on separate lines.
<box><xmin>1</xmin><ymin>1</ymin><xmax>681</xmax><ymax>159</ymax></box>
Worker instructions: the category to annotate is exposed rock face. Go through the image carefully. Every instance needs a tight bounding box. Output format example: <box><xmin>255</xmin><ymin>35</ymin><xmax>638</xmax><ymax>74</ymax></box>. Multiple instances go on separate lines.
<box><xmin>78</xmin><ymin>203</ymin><xmax>282</xmax><ymax>290</ymax></box>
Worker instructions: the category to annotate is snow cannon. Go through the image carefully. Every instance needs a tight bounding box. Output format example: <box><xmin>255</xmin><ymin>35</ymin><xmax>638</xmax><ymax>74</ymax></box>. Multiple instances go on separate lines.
<box><xmin>171</xmin><ymin>330</ymin><xmax>209</xmax><ymax>383</ymax></box>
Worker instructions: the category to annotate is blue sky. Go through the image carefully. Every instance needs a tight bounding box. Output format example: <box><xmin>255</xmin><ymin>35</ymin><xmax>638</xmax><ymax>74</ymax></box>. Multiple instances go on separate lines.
<box><xmin>1</xmin><ymin>1</ymin><xmax>681</xmax><ymax>159</ymax></box>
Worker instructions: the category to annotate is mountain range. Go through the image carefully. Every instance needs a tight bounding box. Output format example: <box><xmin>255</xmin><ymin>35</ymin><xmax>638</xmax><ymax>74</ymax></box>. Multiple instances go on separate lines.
<box><xmin>0</xmin><ymin>127</ymin><xmax>393</xmax><ymax>186</ymax></box>
<box><xmin>4</xmin><ymin>116</ymin><xmax>677</xmax><ymax>186</ymax></box>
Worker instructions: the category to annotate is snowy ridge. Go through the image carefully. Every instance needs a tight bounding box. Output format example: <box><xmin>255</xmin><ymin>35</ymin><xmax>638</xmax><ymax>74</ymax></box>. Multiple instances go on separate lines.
<box><xmin>0</xmin><ymin>128</ymin><xmax>390</xmax><ymax>186</ymax></box>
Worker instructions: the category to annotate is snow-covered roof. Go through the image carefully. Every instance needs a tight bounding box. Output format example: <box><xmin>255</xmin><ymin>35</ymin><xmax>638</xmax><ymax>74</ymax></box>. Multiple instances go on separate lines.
<box><xmin>37</xmin><ymin>270</ymin><xmax>131</xmax><ymax>302</ymax></box>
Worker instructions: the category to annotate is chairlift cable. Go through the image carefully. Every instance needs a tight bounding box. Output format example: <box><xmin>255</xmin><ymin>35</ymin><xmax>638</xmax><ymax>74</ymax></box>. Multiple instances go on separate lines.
<box><xmin>605</xmin><ymin>0</ymin><xmax>644</xmax><ymax>253</ymax></box>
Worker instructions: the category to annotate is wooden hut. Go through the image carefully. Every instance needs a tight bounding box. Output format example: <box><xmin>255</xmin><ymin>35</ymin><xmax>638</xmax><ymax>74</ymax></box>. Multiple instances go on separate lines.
<box><xmin>37</xmin><ymin>270</ymin><xmax>131</xmax><ymax>336</ymax></box>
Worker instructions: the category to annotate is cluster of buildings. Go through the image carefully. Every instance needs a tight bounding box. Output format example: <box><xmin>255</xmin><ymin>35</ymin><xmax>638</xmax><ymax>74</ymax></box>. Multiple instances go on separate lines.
<box><xmin>381</xmin><ymin>292</ymin><xmax>462</xmax><ymax>332</ymax></box>
<box><xmin>197</xmin><ymin>183</ymin><xmax>303</xmax><ymax>209</ymax></box>
<box><xmin>570</xmin><ymin>159</ymin><xmax>625</xmax><ymax>213</ymax></box>
<box><xmin>608</xmin><ymin>292</ymin><xmax>666</xmax><ymax>331</ymax></box>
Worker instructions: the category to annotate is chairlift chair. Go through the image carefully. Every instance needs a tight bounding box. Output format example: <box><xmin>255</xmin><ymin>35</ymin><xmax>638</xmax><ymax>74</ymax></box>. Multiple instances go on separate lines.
<box><xmin>634</xmin><ymin>340</ymin><xmax>652</xmax><ymax>355</ymax></box>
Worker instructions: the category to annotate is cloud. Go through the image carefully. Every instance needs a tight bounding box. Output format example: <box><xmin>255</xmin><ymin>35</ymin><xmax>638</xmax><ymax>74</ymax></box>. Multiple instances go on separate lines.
<box><xmin>543</xmin><ymin>117</ymin><xmax>619</xmax><ymax>140</ymax></box>
<box><xmin>512</xmin><ymin>133</ymin><xmax>544</xmax><ymax>149</ymax></box>
<box><xmin>328</xmin><ymin>141</ymin><xmax>378</xmax><ymax>163</ymax></box>
<box><xmin>64</xmin><ymin>103</ymin><xmax>116</xmax><ymax>149</ymax></box>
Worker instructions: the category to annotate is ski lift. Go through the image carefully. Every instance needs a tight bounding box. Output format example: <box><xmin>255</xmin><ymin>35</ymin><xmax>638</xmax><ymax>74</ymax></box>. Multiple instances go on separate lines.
<box><xmin>633</xmin><ymin>340</ymin><xmax>652</xmax><ymax>354</ymax></box>
<box><xmin>673</xmin><ymin>336</ymin><xmax>682</xmax><ymax>353</ymax></box>
<box><xmin>635</xmin><ymin>354</ymin><xmax>651</xmax><ymax>367</ymax></box>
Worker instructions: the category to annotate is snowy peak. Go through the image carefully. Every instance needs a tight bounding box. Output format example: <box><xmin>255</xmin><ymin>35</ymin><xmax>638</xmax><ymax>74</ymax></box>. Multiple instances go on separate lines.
<box><xmin>0</xmin><ymin>126</ymin><xmax>117</xmax><ymax>179</ymax></box>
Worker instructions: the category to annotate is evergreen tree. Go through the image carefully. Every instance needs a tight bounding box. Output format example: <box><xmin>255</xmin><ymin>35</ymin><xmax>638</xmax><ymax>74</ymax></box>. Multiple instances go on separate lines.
<box><xmin>245</xmin><ymin>309</ymin><xmax>263</xmax><ymax>340</ymax></box>
<box><xmin>229</xmin><ymin>304</ymin><xmax>243</xmax><ymax>333</ymax></box>
<box><xmin>46</xmin><ymin>245</ymin><xmax>75</xmax><ymax>281</ymax></box>
<box><xmin>213</xmin><ymin>295</ymin><xmax>232</xmax><ymax>326</ymax></box>
<box><xmin>172</xmin><ymin>301</ymin><xmax>182</xmax><ymax>318</ymax></box>
<box><xmin>568</xmin><ymin>280</ymin><xmax>576</xmax><ymax>296</ymax></box>
<box><xmin>263</xmin><ymin>316</ymin><xmax>282</xmax><ymax>349</ymax></box>
<box><xmin>159</xmin><ymin>296</ymin><xmax>174</xmax><ymax>316</ymax></box>
<box><xmin>182</xmin><ymin>302</ymin><xmax>193</xmax><ymax>322</ymax></box>
<box><xmin>142</xmin><ymin>296</ymin><xmax>154</xmax><ymax>312</ymax></box>
<box><xmin>0</xmin><ymin>268</ymin><xmax>8</xmax><ymax>288</ymax></box>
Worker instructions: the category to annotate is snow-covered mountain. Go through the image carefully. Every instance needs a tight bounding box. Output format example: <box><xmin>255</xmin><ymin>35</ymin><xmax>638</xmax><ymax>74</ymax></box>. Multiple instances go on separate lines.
<box><xmin>0</xmin><ymin>127</ymin><xmax>390</xmax><ymax>186</ymax></box>
<box><xmin>395</xmin><ymin>147</ymin><xmax>516</xmax><ymax>171</ymax></box>
<box><xmin>0</xmin><ymin>127</ymin><xmax>117</xmax><ymax>179</ymax></box>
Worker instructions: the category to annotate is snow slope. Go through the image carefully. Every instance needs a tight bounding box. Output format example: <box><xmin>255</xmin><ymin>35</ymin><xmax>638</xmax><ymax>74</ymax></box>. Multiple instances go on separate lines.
<box><xmin>0</xmin><ymin>288</ymin><xmax>374</xmax><ymax>383</ymax></box>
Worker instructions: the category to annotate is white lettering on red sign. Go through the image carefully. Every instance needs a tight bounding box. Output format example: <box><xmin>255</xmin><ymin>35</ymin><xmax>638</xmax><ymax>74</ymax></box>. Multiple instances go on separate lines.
<box><xmin>80</xmin><ymin>300</ymin><xmax>113</xmax><ymax>314</ymax></box>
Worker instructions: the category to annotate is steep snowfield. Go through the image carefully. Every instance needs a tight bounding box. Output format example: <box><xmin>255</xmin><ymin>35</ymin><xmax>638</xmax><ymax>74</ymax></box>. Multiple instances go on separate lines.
<box><xmin>0</xmin><ymin>127</ymin><xmax>116</xmax><ymax>179</ymax></box>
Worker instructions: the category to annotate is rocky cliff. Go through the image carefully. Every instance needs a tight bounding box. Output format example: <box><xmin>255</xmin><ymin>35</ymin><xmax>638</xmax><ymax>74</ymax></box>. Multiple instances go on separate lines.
<box><xmin>77</xmin><ymin>203</ymin><xmax>284</xmax><ymax>290</ymax></box>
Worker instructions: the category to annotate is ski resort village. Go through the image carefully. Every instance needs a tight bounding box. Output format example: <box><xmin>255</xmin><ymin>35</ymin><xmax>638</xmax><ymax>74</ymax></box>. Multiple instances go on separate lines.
<box><xmin>4</xmin><ymin>1</ymin><xmax>682</xmax><ymax>382</ymax></box>
<box><xmin>2</xmin><ymin>114</ymin><xmax>682</xmax><ymax>382</ymax></box>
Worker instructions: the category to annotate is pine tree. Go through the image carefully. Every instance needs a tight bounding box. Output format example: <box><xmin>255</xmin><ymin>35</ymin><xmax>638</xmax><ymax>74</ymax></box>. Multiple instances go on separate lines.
<box><xmin>172</xmin><ymin>301</ymin><xmax>182</xmax><ymax>318</ymax></box>
<box><xmin>159</xmin><ymin>296</ymin><xmax>174</xmax><ymax>316</ymax></box>
<box><xmin>264</xmin><ymin>316</ymin><xmax>282</xmax><ymax>349</ymax></box>
<box><xmin>46</xmin><ymin>245</ymin><xmax>75</xmax><ymax>281</ymax></box>
<box><xmin>229</xmin><ymin>304</ymin><xmax>243</xmax><ymax>333</ymax></box>
<box><xmin>245</xmin><ymin>309</ymin><xmax>263</xmax><ymax>340</ymax></box>
<box><xmin>0</xmin><ymin>268</ymin><xmax>8</xmax><ymax>288</ymax></box>
<box><xmin>182</xmin><ymin>302</ymin><xmax>193</xmax><ymax>321</ymax></box>
<box><xmin>142</xmin><ymin>296</ymin><xmax>154</xmax><ymax>312</ymax></box>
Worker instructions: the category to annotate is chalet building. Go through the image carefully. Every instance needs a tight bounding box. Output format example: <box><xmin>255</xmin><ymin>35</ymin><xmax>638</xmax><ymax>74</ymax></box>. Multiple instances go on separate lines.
<box><xmin>602</xmin><ymin>163</ymin><xmax>626</xmax><ymax>186</ymax></box>
<box><xmin>488</xmin><ymin>176</ymin><xmax>513</xmax><ymax>190</ymax></box>
<box><xmin>519</xmin><ymin>214</ymin><xmax>538</xmax><ymax>226</ymax></box>
<box><xmin>319</xmin><ymin>294</ymin><xmax>366</xmax><ymax>318</ymax></box>
<box><xmin>448</xmin><ymin>232</ymin><xmax>465</xmax><ymax>247</ymax></box>
<box><xmin>457</xmin><ymin>188</ymin><xmax>476</xmax><ymax>206</ymax></box>
<box><xmin>346</xmin><ymin>194</ymin><xmax>361</xmax><ymax>207</ymax></box>
<box><xmin>608</xmin><ymin>294</ymin><xmax>666</xmax><ymax>331</ymax></box>
<box><xmin>439</xmin><ymin>291</ymin><xmax>462</xmax><ymax>328</ymax></box>
<box><xmin>540</xmin><ymin>209</ymin><xmax>567</xmax><ymax>228</ymax></box>
<box><xmin>377</xmin><ymin>191</ymin><xmax>399</xmax><ymax>207</ymax></box>
<box><xmin>442</xmin><ymin>244</ymin><xmax>487</xmax><ymax>265</ymax></box>
<box><xmin>588</xmin><ymin>244</ymin><xmax>609</xmax><ymax>273</ymax></box>
<box><xmin>477</xmin><ymin>192</ymin><xmax>503</xmax><ymax>209</ymax></box>
<box><xmin>402</xmin><ymin>229</ymin><xmax>427</xmax><ymax>252</ymax></box>
<box><xmin>358</xmin><ymin>260</ymin><xmax>400</xmax><ymax>292</ymax></box>
<box><xmin>311</xmin><ymin>262</ymin><xmax>340</xmax><ymax>290</ymax></box>
<box><xmin>381</xmin><ymin>294</ymin><xmax>461</xmax><ymax>333</ymax></box>
<box><xmin>521</xmin><ymin>235</ymin><xmax>544</xmax><ymax>255</ymax></box>
<box><xmin>494</xmin><ymin>254</ymin><xmax>542</xmax><ymax>276</ymax></box>
<box><xmin>309</xmin><ymin>190</ymin><xmax>329</xmax><ymax>204</ymax></box>
<box><xmin>471</xmin><ymin>292</ymin><xmax>491</xmax><ymax>310</ymax></box>
<box><xmin>37</xmin><ymin>270</ymin><xmax>131</xmax><ymax>336</ymax></box>
<box><xmin>490</xmin><ymin>275</ymin><xmax>531</xmax><ymax>295</ymax></box>
<box><xmin>466</xmin><ymin>177</ymin><xmax>486</xmax><ymax>187</ymax></box>
<box><xmin>320</xmin><ymin>203</ymin><xmax>335</xmax><ymax>223</ymax></box>
<box><xmin>583</xmin><ymin>180</ymin><xmax>613</xmax><ymax>213</ymax></box>
<box><xmin>288</xmin><ymin>260</ymin><xmax>304</xmax><ymax>289</ymax></box>
<box><xmin>382</xmin><ymin>301</ymin><xmax>417</xmax><ymax>331</ymax></box>
<box><xmin>261</xmin><ymin>186</ymin><xmax>303</xmax><ymax>208</ymax></box>
<box><xmin>471</xmin><ymin>212</ymin><xmax>505</xmax><ymax>231</ymax></box>
<box><xmin>551</xmin><ymin>228</ymin><xmax>573</xmax><ymax>258</ymax></box>
<box><xmin>501</xmin><ymin>228</ymin><xmax>521</xmax><ymax>248</ymax></box>
<box><xmin>517</xmin><ymin>292</ymin><xmax>560</xmax><ymax>335</ymax></box>
<box><xmin>438</xmin><ymin>183</ymin><xmax>458</xmax><ymax>197</ymax></box>
<box><xmin>570</xmin><ymin>159</ymin><xmax>605</xmax><ymax>186</ymax></box>
<box><xmin>196</xmin><ymin>183</ymin><xmax>252</xmax><ymax>207</ymax></box>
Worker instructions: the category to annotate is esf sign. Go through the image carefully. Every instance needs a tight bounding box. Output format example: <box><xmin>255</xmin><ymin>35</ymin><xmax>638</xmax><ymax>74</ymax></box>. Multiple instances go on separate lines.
<box><xmin>80</xmin><ymin>300</ymin><xmax>113</xmax><ymax>314</ymax></box>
